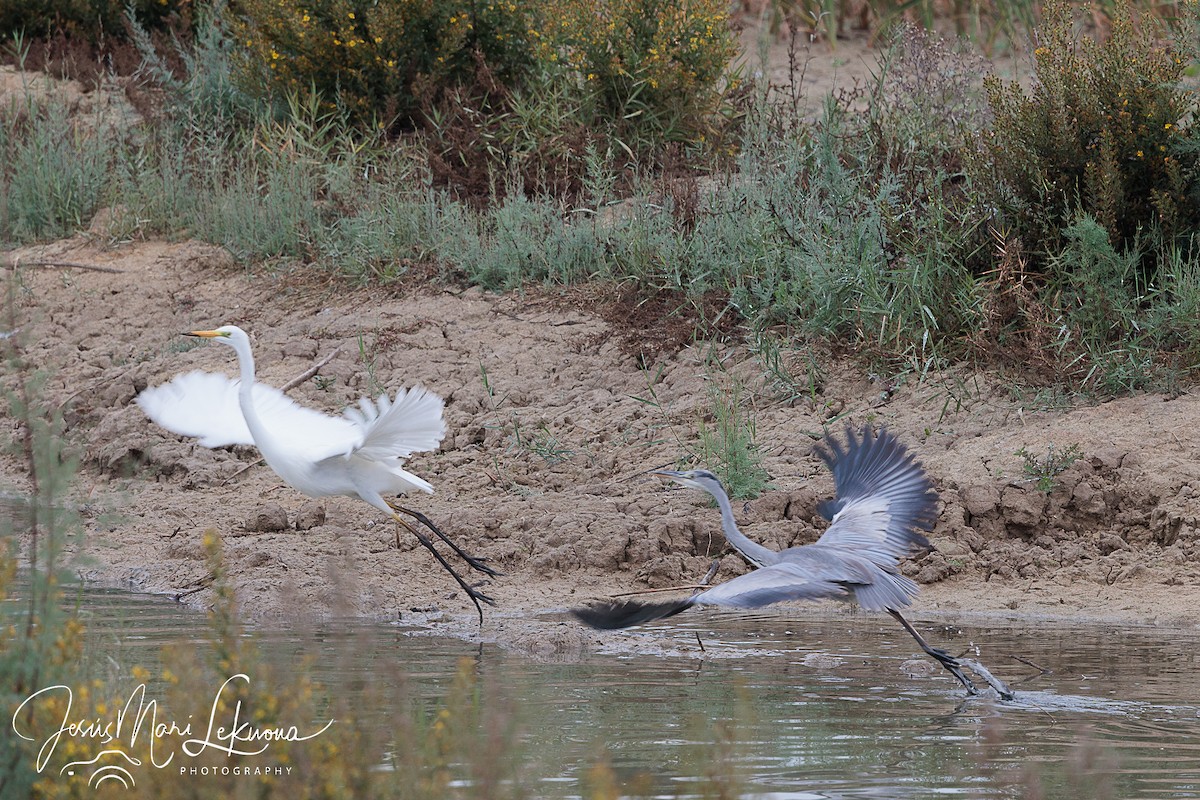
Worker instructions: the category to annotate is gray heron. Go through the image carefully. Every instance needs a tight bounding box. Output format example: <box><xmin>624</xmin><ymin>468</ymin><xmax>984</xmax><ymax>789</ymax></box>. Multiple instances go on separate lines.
<box><xmin>574</xmin><ymin>426</ymin><xmax>986</xmax><ymax>695</ymax></box>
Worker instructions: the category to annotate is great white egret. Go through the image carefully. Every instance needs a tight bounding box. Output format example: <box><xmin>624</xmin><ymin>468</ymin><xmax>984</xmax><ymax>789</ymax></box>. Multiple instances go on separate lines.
<box><xmin>574</xmin><ymin>427</ymin><xmax>1005</xmax><ymax>697</ymax></box>
<box><xmin>137</xmin><ymin>325</ymin><xmax>499</xmax><ymax>620</ymax></box>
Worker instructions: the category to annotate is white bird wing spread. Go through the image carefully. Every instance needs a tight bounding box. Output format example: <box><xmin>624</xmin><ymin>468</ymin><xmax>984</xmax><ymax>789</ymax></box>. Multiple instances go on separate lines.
<box><xmin>137</xmin><ymin>370</ymin><xmax>358</xmax><ymax>459</ymax></box>
<box><xmin>340</xmin><ymin>385</ymin><xmax>446</xmax><ymax>461</ymax></box>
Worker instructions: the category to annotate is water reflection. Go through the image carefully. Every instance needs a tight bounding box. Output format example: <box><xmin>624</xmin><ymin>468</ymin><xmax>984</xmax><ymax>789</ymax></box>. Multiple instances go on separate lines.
<box><xmin>38</xmin><ymin>588</ymin><xmax>1200</xmax><ymax>798</ymax></box>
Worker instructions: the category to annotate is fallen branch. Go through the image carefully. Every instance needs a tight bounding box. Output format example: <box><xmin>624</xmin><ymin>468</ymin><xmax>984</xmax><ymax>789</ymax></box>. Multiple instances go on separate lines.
<box><xmin>961</xmin><ymin>657</ymin><xmax>1016</xmax><ymax>700</ymax></box>
<box><xmin>1008</xmin><ymin>654</ymin><xmax>1051</xmax><ymax>675</ymax></box>
<box><xmin>610</xmin><ymin>584</ymin><xmax>711</xmax><ymax>597</ymax></box>
<box><xmin>4</xmin><ymin>258</ymin><xmax>123</xmax><ymax>274</ymax></box>
<box><xmin>280</xmin><ymin>345</ymin><xmax>342</xmax><ymax>392</ymax></box>
<box><xmin>223</xmin><ymin>457</ymin><xmax>264</xmax><ymax>485</ymax></box>
<box><xmin>173</xmin><ymin>575</ymin><xmax>213</xmax><ymax>602</ymax></box>
<box><xmin>695</xmin><ymin>558</ymin><xmax>721</xmax><ymax>593</ymax></box>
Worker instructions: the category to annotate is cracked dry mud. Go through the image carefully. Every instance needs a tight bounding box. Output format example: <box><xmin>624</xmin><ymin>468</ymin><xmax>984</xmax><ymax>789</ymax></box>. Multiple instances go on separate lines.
<box><xmin>1</xmin><ymin>31</ymin><xmax>1195</xmax><ymax>657</ymax></box>
<box><xmin>4</xmin><ymin>235</ymin><xmax>1200</xmax><ymax>656</ymax></box>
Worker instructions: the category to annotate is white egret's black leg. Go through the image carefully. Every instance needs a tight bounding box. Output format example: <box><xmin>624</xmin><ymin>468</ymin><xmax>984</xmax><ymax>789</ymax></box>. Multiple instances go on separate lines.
<box><xmin>391</xmin><ymin>514</ymin><xmax>496</xmax><ymax>625</ymax></box>
<box><xmin>385</xmin><ymin>500</ymin><xmax>501</xmax><ymax>577</ymax></box>
<box><xmin>888</xmin><ymin>609</ymin><xmax>979</xmax><ymax>695</ymax></box>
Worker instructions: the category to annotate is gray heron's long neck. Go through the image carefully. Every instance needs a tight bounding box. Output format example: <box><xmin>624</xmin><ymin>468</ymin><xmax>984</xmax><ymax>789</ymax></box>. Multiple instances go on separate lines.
<box><xmin>712</xmin><ymin>489</ymin><xmax>776</xmax><ymax>568</ymax></box>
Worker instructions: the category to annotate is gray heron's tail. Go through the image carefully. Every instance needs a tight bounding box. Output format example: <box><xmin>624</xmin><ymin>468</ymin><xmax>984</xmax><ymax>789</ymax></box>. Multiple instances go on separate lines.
<box><xmin>571</xmin><ymin>597</ymin><xmax>694</xmax><ymax>630</ymax></box>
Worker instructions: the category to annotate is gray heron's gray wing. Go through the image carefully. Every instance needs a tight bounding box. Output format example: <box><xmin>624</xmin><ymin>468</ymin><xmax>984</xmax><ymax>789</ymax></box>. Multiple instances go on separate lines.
<box><xmin>690</xmin><ymin>557</ymin><xmax>868</xmax><ymax>608</ymax></box>
<box><xmin>571</xmin><ymin>551</ymin><xmax>915</xmax><ymax>630</ymax></box>
<box><xmin>570</xmin><ymin>562</ymin><xmax>854</xmax><ymax>631</ymax></box>
<box><xmin>812</xmin><ymin>426</ymin><xmax>937</xmax><ymax>568</ymax></box>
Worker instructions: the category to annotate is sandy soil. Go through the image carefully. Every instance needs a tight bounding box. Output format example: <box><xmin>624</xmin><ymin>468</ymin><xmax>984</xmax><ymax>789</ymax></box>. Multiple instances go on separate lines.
<box><xmin>2</xmin><ymin>30</ymin><xmax>1199</xmax><ymax>658</ymax></box>
<box><xmin>5</xmin><ymin>233</ymin><xmax>1200</xmax><ymax>642</ymax></box>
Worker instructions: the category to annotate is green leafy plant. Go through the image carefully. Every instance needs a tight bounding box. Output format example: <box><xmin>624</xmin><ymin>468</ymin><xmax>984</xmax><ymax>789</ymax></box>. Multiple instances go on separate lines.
<box><xmin>508</xmin><ymin>420</ymin><xmax>574</xmax><ymax>465</ymax></box>
<box><xmin>0</xmin><ymin>0</ymin><xmax>187</xmax><ymax>44</ymax></box>
<box><xmin>545</xmin><ymin>0</ymin><xmax>738</xmax><ymax>145</ymax></box>
<box><xmin>696</xmin><ymin>378</ymin><xmax>770</xmax><ymax>500</ymax></box>
<box><xmin>752</xmin><ymin>330</ymin><xmax>824</xmax><ymax>407</ymax></box>
<box><xmin>229</xmin><ymin>0</ymin><xmax>540</xmax><ymax>130</ymax></box>
<box><xmin>1015</xmin><ymin>442</ymin><xmax>1082</xmax><ymax>493</ymax></box>
<box><xmin>975</xmin><ymin>0</ymin><xmax>1200</xmax><ymax>274</ymax></box>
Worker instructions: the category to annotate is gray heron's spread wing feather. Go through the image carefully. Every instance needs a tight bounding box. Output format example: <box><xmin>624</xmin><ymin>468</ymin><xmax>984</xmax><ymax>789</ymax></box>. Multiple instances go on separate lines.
<box><xmin>569</xmin><ymin>562</ymin><xmax>854</xmax><ymax>632</ymax></box>
<box><xmin>812</xmin><ymin>427</ymin><xmax>937</xmax><ymax>568</ymax></box>
<box><xmin>572</xmin><ymin>549</ymin><xmax>920</xmax><ymax>632</ymax></box>
<box><xmin>571</xmin><ymin>549</ymin><xmax>922</xmax><ymax>631</ymax></box>
<box><xmin>692</xmin><ymin>556</ymin><xmax>869</xmax><ymax>608</ymax></box>
<box><xmin>571</xmin><ymin>597</ymin><xmax>694</xmax><ymax>630</ymax></box>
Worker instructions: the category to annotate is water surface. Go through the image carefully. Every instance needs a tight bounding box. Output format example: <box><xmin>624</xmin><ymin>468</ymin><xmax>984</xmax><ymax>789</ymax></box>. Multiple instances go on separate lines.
<box><xmin>56</xmin><ymin>588</ymin><xmax>1200</xmax><ymax>798</ymax></box>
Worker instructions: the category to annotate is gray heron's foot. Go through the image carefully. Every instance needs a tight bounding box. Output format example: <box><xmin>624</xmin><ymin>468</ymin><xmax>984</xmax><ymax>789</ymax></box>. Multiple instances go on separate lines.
<box><xmin>927</xmin><ymin>646</ymin><xmax>979</xmax><ymax>696</ymax></box>
<box><xmin>386</xmin><ymin>500</ymin><xmax>502</xmax><ymax>578</ymax></box>
<box><xmin>887</xmin><ymin>608</ymin><xmax>978</xmax><ymax>696</ymax></box>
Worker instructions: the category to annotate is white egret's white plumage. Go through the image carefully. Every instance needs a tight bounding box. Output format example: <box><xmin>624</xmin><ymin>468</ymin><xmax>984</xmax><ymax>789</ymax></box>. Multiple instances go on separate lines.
<box><xmin>137</xmin><ymin>325</ymin><xmax>497</xmax><ymax>619</ymax></box>
<box><xmin>573</xmin><ymin>426</ymin><xmax>994</xmax><ymax>696</ymax></box>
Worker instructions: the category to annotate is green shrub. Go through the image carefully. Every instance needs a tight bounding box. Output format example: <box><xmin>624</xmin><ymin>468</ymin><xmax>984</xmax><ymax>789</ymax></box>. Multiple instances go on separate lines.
<box><xmin>228</xmin><ymin>0</ymin><xmax>738</xmax><ymax>180</ymax></box>
<box><xmin>0</xmin><ymin>0</ymin><xmax>187</xmax><ymax>42</ymax></box>
<box><xmin>0</xmin><ymin>100</ymin><xmax>111</xmax><ymax>242</ymax></box>
<box><xmin>228</xmin><ymin>0</ymin><xmax>541</xmax><ymax>130</ymax></box>
<box><xmin>975</xmin><ymin>0</ymin><xmax>1200</xmax><ymax>273</ymax></box>
<box><xmin>545</xmin><ymin>0</ymin><xmax>738</xmax><ymax>145</ymax></box>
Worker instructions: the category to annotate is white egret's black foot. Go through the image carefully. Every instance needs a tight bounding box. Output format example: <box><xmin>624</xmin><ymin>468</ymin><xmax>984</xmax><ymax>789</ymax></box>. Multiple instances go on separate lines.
<box><xmin>393</xmin><ymin>519</ymin><xmax>497</xmax><ymax>624</ymax></box>
<box><xmin>388</xmin><ymin>503</ymin><xmax>501</xmax><ymax>623</ymax></box>
<box><xmin>387</xmin><ymin>501</ymin><xmax>502</xmax><ymax>578</ymax></box>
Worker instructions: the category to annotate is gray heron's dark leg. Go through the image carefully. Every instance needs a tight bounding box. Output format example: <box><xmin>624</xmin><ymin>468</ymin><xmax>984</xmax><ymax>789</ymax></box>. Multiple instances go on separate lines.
<box><xmin>887</xmin><ymin>609</ymin><xmax>978</xmax><ymax>695</ymax></box>
<box><xmin>386</xmin><ymin>500</ymin><xmax>501</xmax><ymax>577</ymax></box>
<box><xmin>389</xmin><ymin>512</ymin><xmax>497</xmax><ymax>625</ymax></box>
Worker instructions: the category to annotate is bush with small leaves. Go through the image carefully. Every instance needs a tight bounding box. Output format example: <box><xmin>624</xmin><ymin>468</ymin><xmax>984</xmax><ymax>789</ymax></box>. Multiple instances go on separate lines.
<box><xmin>543</xmin><ymin>0</ymin><xmax>738</xmax><ymax>145</ymax></box>
<box><xmin>0</xmin><ymin>0</ymin><xmax>188</xmax><ymax>42</ymax></box>
<box><xmin>974</xmin><ymin>0</ymin><xmax>1199</xmax><ymax>275</ymax></box>
<box><xmin>228</xmin><ymin>0</ymin><xmax>541</xmax><ymax>130</ymax></box>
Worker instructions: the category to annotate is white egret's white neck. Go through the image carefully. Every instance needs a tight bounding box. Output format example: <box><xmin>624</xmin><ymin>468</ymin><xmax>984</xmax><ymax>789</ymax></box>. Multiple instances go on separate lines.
<box><xmin>229</xmin><ymin>335</ymin><xmax>275</xmax><ymax>456</ymax></box>
<box><xmin>709</xmin><ymin>487</ymin><xmax>777</xmax><ymax>568</ymax></box>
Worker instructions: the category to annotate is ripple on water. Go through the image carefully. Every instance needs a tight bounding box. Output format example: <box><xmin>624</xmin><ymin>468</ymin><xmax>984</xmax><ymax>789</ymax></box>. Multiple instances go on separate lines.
<box><xmin>18</xmin><ymin>586</ymin><xmax>1200</xmax><ymax>798</ymax></box>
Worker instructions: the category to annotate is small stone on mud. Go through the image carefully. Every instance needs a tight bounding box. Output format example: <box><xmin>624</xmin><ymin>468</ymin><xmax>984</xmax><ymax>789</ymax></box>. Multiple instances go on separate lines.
<box><xmin>960</xmin><ymin>484</ymin><xmax>999</xmax><ymax>517</ymax></box>
<box><xmin>900</xmin><ymin>659</ymin><xmax>936</xmax><ymax>677</ymax></box>
<box><xmin>282</xmin><ymin>340</ymin><xmax>318</xmax><ymax>359</ymax></box>
<box><xmin>295</xmin><ymin>502</ymin><xmax>326</xmax><ymax>531</ymax></box>
<box><xmin>1098</xmin><ymin>532</ymin><xmax>1129</xmax><ymax>555</ymax></box>
<box><xmin>802</xmin><ymin>652</ymin><xmax>844</xmax><ymax>669</ymax></box>
<box><xmin>245</xmin><ymin>502</ymin><xmax>289</xmax><ymax>532</ymax></box>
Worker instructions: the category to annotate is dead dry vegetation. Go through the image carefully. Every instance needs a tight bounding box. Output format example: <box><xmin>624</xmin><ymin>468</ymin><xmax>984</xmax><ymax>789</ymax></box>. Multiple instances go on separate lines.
<box><xmin>4</xmin><ymin>231</ymin><xmax>1200</xmax><ymax>643</ymax></box>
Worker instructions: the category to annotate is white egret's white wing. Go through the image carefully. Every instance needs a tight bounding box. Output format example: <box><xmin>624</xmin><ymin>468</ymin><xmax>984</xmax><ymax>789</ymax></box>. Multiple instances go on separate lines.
<box><xmin>137</xmin><ymin>371</ymin><xmax>253</xmax><ymax>447</ymax></box>
<box><xmin>342</xmin><ymin>385</ymin><xmax>446</xmax><ymax>461</ymax></box>
<box><xmin>137</xmin><ymin>370</ymin><xmax>358</xmax><ymax>459</ymax></box>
